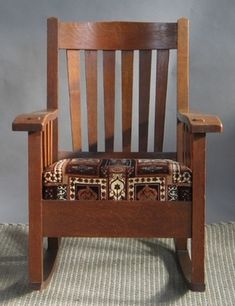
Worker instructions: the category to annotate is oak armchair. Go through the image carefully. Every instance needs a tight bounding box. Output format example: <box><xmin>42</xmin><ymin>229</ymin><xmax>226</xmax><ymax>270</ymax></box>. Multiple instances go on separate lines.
<box><xmin>12</xmin><ymin>17</ymin><xmax>222</xmax><ymax>291</ymax></box>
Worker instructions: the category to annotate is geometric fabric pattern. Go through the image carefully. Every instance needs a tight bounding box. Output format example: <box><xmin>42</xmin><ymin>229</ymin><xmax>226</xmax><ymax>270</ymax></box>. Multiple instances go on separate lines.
<box><xmin>43</xmin><ymin>158</ymin><xmax>192</xmax><ymax>201</ymax></box>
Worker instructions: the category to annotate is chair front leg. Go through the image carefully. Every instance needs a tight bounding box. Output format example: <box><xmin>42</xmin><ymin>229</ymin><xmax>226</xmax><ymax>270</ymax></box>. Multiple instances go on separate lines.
<box><xmin>191</xmin><ymin>133</ymin><xmax>206</xmax><ymax>291</ymax></box>
<box><xmin>28</xmin><ymin>131</ymin><xmax>44</xmax><ymax>289</ymax></box>
<box><xmin>28</xmin><ymin>119</ymin><xmax>59</xmax><ymax>290</ymax></box>
<box><xmin>176</xmin><ymin>121</ymin><xmax>206</xmax><ymax>291</ymax></box>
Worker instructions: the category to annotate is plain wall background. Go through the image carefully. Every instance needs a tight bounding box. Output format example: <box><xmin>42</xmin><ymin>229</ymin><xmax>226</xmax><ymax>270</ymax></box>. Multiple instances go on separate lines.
<box><xmin>0</xmin><ymin>0</ymin><xmax>235</xmax><ymax>224</ymax></box>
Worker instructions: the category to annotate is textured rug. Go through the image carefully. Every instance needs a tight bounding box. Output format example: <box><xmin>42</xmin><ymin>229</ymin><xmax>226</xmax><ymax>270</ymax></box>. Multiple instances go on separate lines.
<box><xmin>0</xmin><ymin>223</ymin><xmax>234</xmax><ymax>306</ymax></box>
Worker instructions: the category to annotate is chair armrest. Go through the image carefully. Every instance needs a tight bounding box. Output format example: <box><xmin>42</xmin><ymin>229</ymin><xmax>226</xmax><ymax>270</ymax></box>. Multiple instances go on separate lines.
<box><xmin>12</xmin><ymin>109</ymin><xmax>58</xmax><ymax>132</ymax></box>
<box><xmin>177</xmin><ymin>112</ymin><xmax>223</xmax><ymax>133</ymax></box>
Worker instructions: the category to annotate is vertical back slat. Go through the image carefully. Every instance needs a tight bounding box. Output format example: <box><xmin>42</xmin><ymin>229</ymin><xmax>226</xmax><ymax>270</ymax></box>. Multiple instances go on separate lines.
<box><xmin>139</xmin><ymin>50</ymin><xmax>152</xmax><ymax>152</ymax></box>
<box><xmin>122</xmin><ymin>51</ymin><xmax>133</xmax><ymax>152</ymax></box>
<box><xmin>52</xmin><ymin>118</ymin><xmax>58</xmax><ymax>162</ymax></box>
<box><xmin>103</xmin><ymin>51</ymin><xmax>115</xmax><ymax>151</ymax></box>
<box><xmin>154</xmin><ymin>49</ymin><xmax>169</xmax><ymax>152</ymax></box>
<box><xmin>42</xmin><ymin>121</ymin><xmax>54</xmax><ymax>167</ymax></box>
<box><xmin>49</xmin><ymin>120</ymin><xmax>53</xmax><ymax>164</ymax></box>
<box><xmin>67</xmin><ymin>50</ymin><xmax>82</xmax><ymax>151</ymax></box>
<box><xmin>47</xmin><ymin>18</ymin><xmax>59</xmax><ymax>109</ymax></box>
<box><xmin>47</xmin><ymin>123</ymin><xmax>50</xmax><ymax>165</ymax></box>
<box><xmin>43</xmin><ymin>129</ymin><xmax>47</xmax><ymax>167</ymax></box>
<box><xmin>85</xmin><ymin>51</ymin><xmax>98</xmax><ymax>151</ymax></box>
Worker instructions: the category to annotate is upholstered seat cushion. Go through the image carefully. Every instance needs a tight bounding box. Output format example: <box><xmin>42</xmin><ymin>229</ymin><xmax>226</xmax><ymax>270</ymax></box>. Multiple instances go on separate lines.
<box><xmin>43</xmin><ymin>158</ymin><xmax>192</xmax><ymax>201</ymax></box>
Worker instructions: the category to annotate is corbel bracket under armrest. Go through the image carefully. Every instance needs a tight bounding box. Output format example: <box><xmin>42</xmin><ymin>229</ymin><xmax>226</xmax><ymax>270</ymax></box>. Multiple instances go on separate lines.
<box><xmin>12</xmin><ymin>109</ymin><xmax>58</xmax><ymax>132</ymax></box>
<box><xmin>177</xmin><ymin>112</ymin><xmax>223</xmax><ymax>133</ymax></box>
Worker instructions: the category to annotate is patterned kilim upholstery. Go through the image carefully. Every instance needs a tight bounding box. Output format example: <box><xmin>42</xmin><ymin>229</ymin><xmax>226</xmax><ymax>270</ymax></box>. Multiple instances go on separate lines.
<box><xmin>43</xmin><ymin>158</ymin><xmax>192</xmax><ymax>201</ymax></box>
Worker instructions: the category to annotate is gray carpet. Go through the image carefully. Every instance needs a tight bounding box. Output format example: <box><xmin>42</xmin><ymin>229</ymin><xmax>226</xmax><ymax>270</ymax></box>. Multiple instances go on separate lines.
<box><xmin>0</xmin><ymin>223</ymin><xmax>234</xmax><ymax>306</ymax></box>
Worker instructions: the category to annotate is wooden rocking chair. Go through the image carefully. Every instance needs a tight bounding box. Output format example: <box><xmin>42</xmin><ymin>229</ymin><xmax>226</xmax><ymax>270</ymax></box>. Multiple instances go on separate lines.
<box><xmin>12</xmin><ymin>17</ymin><xmax>222</xmax><ymax>291</ymax></box>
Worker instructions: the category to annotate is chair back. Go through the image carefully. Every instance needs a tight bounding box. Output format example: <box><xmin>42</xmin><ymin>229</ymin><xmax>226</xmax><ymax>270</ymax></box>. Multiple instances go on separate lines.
<box><xmin>47</xmin><ymin>18</ymin><xmax>189</xmax><ymax>152</ymax></box>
